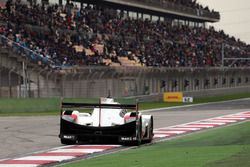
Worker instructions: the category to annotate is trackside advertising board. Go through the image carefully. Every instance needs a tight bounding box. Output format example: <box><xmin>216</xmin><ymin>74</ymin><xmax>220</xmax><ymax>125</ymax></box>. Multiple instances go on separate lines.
<box><xmin>163</xmin><ymin>92</ymin><xmax>183</xmax><ymax>102</ymax></box>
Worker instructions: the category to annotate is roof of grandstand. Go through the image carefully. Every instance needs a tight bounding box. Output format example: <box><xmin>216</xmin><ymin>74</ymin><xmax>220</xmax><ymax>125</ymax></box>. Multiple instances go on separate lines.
<box><xmin>70</xmin><ymin>0</ymin><xmax>220</xmax><ymax>23</ymax></box>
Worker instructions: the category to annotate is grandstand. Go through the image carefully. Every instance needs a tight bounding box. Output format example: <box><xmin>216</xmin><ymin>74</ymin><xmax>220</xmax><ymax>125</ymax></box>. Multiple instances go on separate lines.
<box><xmin>0</xmin><ymin>0</ymin><xmax>250</xmax><ymax>99</ymax></box>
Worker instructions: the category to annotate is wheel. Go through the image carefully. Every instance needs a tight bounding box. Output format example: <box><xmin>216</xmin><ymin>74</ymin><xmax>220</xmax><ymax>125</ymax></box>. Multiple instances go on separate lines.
<box><xmin>61</xmin><ymin>139</ymin><xmax>76</xmax><ymax>145</ymax></box>
<box><xmin>148</xmin><ymin>116</ymin><xmax>154</xmax><ymax>142</ymax></box>
<box><xmin>143</xmin><ymin>116</ymin><xmax>154</xmax><ymax>143</ymax></box>
<box><xmin>135</xmin><ymin>117</ymin><xmax>142</xmax><ymax>146</ymax></box>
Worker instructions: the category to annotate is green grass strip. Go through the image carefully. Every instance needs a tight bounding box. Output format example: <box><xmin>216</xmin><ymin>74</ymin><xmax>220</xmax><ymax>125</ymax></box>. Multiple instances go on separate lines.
<box><xmin>61</xmin><ymin>121</ymin><xmax>250</xmax><ymax>167</ymax></box>
<box><xmin>1</xmin><ymin>92</ymin><xmax>250</xmax><ymax>116</ymax></box>
<box><xmin>139</xmin><ymin>92</ymin><xmax>250</xmax><ymax>110</ymax></box>
<box><xmin>0</xmin><ymin>98</ymin><xmax>60</xmax><ymax>113</ymax></box>
<box><xmin>0</xmin><ymin>97</ymin><xmax>135</xmax><ymax>116</ymax></box>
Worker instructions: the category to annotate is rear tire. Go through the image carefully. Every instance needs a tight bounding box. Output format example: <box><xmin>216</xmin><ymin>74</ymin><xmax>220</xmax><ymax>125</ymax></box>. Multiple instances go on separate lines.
<box><xmin>134</xmin><ymin>117</ymin><xmax>142</xmax><ymax>146</ymax></box>
<box><xmin>148</xmin><ymin>116</ymin><xmax>154</xmax><ymax>142</ymax></box>
<box><xmin>61</xmin><ymin>139</ymin><xmax>76</xmax><ymax>145</ymax></box>
<box><xmin>143</xmin><ymin>116</ymin><xmax>154</xmax><ymax>143</ymax></box>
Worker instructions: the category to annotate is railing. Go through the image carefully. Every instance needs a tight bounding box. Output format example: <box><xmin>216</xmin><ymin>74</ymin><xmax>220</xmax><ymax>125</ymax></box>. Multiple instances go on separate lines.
<box><xmin>124</xmin><ymin>0</ymin><xmax>220</xmax><ymax>20</ymax></box>
<box><xmin>0</xmin><ymin>34</ymin><xmax>54</xmax><ymax>67</ymax></box>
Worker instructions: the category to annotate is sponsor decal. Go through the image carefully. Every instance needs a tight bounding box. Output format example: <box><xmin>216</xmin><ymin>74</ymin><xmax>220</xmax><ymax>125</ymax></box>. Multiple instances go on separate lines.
<box><xmin>119</xmin><ymin>136</ymin><xmax>137</xmax><ymax>141</ymax></box>
<box><xmin>183</xmin><ymin>97</ymin><xmax>193</xmax><ymax>103</ymax></box>
<box><xmin>63</xmin><ymin>135</ymin><xmax>76</xmax><ymax>140</ymax></box>
<box><xmin>163</xmin><ymin>92</ymin><xmax>183</xmax><ymax>102</ymax></box>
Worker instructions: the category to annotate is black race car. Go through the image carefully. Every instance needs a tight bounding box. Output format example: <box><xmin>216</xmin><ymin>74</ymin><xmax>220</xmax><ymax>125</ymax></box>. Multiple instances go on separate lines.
<box><xmin>59</xmin><ymin>98</ymin><xmax>153</xmax><ymax>145</ymax></box>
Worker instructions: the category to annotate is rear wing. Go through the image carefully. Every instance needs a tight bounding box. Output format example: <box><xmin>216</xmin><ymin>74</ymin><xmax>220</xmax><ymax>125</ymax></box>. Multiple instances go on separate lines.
<box><xmin>61</xmin><ymin>102</ymin><xmax>137</xmax><ymax>110</ymax></box>
<box><xmin>60</xmin><ymin>101</ymin><xmax>139</xmax><ymax>116</ymax></box>
<box><xmin>60</xmin><ymin>99</ymin><xmax>139</xmax><ymax>127</ymax></box>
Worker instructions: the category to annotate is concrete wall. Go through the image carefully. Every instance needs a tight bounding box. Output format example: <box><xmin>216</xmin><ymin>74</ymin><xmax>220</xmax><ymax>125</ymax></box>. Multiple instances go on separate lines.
<box><xmin>56</xmin><ymin>67</ymin><xmax>250</xmax><ymax>99</ymax></box>
<box><xmin>125</xmin><ymin>86</ymin><xmax>250</xmax><ymax>102</ymax></box>
<box><xmin>1</xmin><ymin>45</ymin><xmax>250</xmax><ymax>99</ymax></box>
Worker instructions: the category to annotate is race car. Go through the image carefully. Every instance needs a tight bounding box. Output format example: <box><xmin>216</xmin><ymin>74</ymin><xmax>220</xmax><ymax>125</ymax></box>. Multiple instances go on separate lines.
<box><xmin>59</xmin><ymin>98</ymin><xmax>154</xmax><ymax>145</ymax></box>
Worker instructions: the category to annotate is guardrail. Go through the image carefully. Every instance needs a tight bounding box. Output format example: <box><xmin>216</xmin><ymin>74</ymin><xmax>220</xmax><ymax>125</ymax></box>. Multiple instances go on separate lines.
<box><xmin>126</xmin><ymin>0</ymin><xmax>220</xmax><ymax>21</ymax></box>
<box><xmin>0</xmin><ymin>34</ymin><xmax>54</xmax><ymax>67</ymax></box>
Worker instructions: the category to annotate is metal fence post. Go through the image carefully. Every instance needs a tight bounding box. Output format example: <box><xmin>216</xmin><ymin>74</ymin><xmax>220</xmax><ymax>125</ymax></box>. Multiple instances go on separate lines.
<box><xmin>27</xmin><ymin>67</ymin><xmax>35</xmax><ymax>98</ymax></box>
<box><xmin>46</xmin><ymin>71</ymin><xmax>52</xmax><ymax>97</ymax></box>
<box><xmin>61</xmin><ymin>74</ymin><xmax>67</xmax><ymax>98</ymax></box>
<box><xmin>37</xmin><ymin>69</ymin><xmax>46</xmax><ymax>98</ymax></box>
<box><xmin>71</xmin><ymin>73</ymin><xmax>77</xmax><ymax>98</ymax></box>
<box><xmin>78</xmin><ymin>73</ymin><xmax>84</xmax><ymax>98</ymax></box>
<box><xmin>0</xmin><ymin>68</ymin><xmax>2</xmax><ymax>98</ymax></box>
<box><xmin>22</xmin><ymin>61</ymin><xmax>28</xmax><ymax>98</ymax></box>
<box><xmin>8</xmin><ymin>67</ymin><xmax>15</xmax><ymax>98</ymax></box>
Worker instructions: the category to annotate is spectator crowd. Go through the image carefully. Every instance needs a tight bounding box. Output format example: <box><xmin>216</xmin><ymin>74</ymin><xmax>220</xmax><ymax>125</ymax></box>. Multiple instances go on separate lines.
<box><xmin>0</xmin><ymin>0</ymin><xmax>249</xmax><ymax>68</ymax></box>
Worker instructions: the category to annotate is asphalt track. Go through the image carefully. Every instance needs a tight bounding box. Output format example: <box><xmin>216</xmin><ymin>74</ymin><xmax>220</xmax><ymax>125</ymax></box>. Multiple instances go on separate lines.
<box><xmin>1</xmin><ymin>98</ymin><xmax>250</xmax><ymax>160</ymax></box>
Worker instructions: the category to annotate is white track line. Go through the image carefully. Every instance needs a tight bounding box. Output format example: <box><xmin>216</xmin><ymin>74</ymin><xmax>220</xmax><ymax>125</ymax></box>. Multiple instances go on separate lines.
<box><xmin>177</xmin><ymin>125</ymin><xmax>215</xmax><ymax>128</ymax></box>
<box><xmin>158</xmin><ymin>127</ymin><xmax>201</xmax><ymax>131</ymax></box>
<box><xmin>232</xmin><ymin>115</ymin><xmax>250</xmax><ymax>117</ymax></box>
<box><xmin>154</xmin><ymin>130</ymin><xmax>187</xmax><ymax>134</ymax></box>
<box><xmin>215</xmin><ymin>117</ymin><xmax>246</xmax><ymax>120</ymax></box>
<box><xmin>195</xmin><ymin>122</ymin><xmax>226</xmax><ymax>125</ymax></box>
<box><xmin>70</xmin><ymin>145</ymin><xmax>121</xmax><ymax>147</ymax></box>
<box><xmin>205</xmin><ymin>119</ymin><xmax>237</xmax><ymax>123</ymax></box>
<box><xmin>15</xmin><ymin>156</ymin><xmax>75</xmax><ymax>162</ymax></box>
<box><xmin>0</xmin><ymin>165</ymin><xmax>38</xmax><ymax>167</ymax></box>
<box><xmin>50</xmin><ymin>149</ymin><xmax>104</xmax><ymax>153</ymax></box>
<box><xmin>153</xmin><ymin>134</ymin><xmax>170</xmax><ymax>138</ymax></box>
<box><xmin>141</xmin><ymin>98</ymin><xmax>250</xmax><ymax>113</ymax></box>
